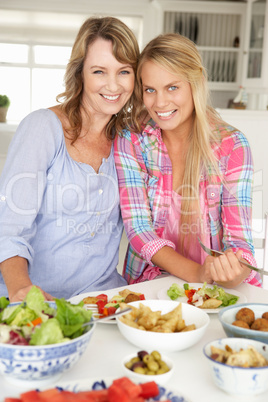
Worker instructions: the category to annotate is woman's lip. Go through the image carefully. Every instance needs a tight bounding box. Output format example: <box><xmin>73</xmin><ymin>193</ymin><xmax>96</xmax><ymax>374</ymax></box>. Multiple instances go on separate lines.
<box><xmin>156</xmin><ymin>109</ymin><xmax>177</xmax><ymax>119</ymax></box>
<box><xmin>101</xmin><ymin>94</ymin><xmax>120</xmax><ymax>102</ymax></box>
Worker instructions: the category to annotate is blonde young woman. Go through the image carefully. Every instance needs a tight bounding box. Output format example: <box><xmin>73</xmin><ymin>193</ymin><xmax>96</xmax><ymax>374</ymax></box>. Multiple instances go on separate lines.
<box><xmin>0</xmin><ymin>17</ymin><xmax>140</xmax><ymax>302</ymax></box>
<box><xmin>114</xmin><ymin>33</ymin><xmax>262</xmax><ymax>288</ymax></box>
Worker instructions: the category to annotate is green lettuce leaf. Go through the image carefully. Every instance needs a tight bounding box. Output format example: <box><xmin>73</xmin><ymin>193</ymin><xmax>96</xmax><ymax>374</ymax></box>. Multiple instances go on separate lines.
<box><xmin>0</xmin><ymin>296</ymin><xmax>9</xmax><ymax>310</ymax></box>
<box><xmin>25</xmin><ymin>286</ymin><xmax>55</xmax><ymax>321</ymax></box>
<box><xmin>167</xmin><ymin>283</ymin><xmax>185</xmax><ymax>300</ymax></box>
<box><xmin>1</xmin><ymin>304</ymin><xmax>23</xmax><ymax>325</ymax></box>
<box><xmin>55</xmin><ymin>298</ymin><xmax>93</xmax><ymax>338</ymax></box>
<box><xmin>197</xmin><ymin>282</ymin><xmax>238</xmax><ymax>307</ymax></box>
<box><xmin>30</xmin><ymin>318</ymin><xmax>68</xmax><ymax>345</ymax></box>
<box><xmin>217</xmin><ymin>287</ymin><xmax>238</xmax><ymax>307</ymax></box>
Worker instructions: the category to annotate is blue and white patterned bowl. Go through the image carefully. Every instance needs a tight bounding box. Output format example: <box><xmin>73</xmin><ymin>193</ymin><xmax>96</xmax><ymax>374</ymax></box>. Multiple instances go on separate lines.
<box><xmin>0</xmin><ymin>303</ymin><xmax>96</xmax><ymax>387</ymax></box>
<box><xmin>203</xmin><ymin>338</ymin><xmax>268</xmax><ymax>396</ymax></box>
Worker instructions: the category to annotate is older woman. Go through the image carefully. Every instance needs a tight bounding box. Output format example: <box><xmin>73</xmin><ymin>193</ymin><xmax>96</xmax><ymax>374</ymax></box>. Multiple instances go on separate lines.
<box><xmin>0</xmin><ymin>17</ymin><xmax>140</xmax><ymax>301</ymax></box>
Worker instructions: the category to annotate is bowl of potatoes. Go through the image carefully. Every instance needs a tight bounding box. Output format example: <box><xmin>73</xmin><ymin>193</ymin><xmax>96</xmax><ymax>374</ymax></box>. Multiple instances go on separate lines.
<box><xmin>116</xmin><ymin>299</ymin><xmax>210</xmax><ymax>352</ymax></box>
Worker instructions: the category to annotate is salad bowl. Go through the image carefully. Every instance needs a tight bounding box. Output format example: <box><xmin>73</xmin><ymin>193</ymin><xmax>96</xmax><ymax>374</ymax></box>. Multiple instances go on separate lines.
<box><xmin>0</xmin><ymin>288</ymin><xmax>96</xmax><ymax>387</ymax></box>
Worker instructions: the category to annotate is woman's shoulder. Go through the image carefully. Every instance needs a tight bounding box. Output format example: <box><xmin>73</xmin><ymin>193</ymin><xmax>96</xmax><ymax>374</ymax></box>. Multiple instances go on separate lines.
<box><xmin>20</xmin><ymin>108</ymin><xmax>62</xmax><ymax>128</ymax></box>
<box><xmin>120</xmin><ymin>117</ymin><xmax>160</xmax><ymax>142</ymax></box>
<box><xmin>215</xmin><ymin>123</ymin><xmax>250</xmax><ymax>152</ymax></box>
<box><xmin>16</xmin><ymin>108</ymin><xmax>64</xmax><ymax>145</ymax></box>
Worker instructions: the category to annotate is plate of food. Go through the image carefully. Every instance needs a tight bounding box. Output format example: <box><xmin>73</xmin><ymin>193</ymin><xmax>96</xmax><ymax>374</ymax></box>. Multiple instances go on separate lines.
<box><xmin>157</xmin><ymin>282</ymin><xmax>247</xmax><ymax>314</ymax></box>
<box><xmin>68</xmin><ymin>288</ymin><xmax>146</xmax><ymax>324</ymax></box>
<box><xmin>3</xmin><ymin>376</ymin><xmax>192</xmax><ymax>402</ymax></box>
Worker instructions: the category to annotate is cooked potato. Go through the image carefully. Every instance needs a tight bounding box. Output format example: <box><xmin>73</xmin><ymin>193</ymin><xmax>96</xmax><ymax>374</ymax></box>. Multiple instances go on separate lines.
<box><xmin>119</xmin><ymin>302</ymin><xmax>196</xmax><ymax>334</ymax></box>
<box><xmin>199</xmin><ymin>298</ymin><xmax>222</xmax><ymax>309</ymax></box>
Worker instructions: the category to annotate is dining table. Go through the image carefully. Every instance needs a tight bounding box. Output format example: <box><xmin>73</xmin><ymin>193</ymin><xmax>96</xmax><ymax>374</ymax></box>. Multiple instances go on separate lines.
<box><xmin>1</xmin><ymin>275</ymin><xmax>268</xmax><ymax>402</ymax></box>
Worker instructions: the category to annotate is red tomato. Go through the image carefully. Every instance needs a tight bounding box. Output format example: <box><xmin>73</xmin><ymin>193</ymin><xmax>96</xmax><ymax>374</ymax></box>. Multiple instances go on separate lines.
<box><xmin>107</xmin><ymin>306</ymin><xmax>117</xmax><ymax>315</ymax></box>
<box><xmin>20</xmin><ymin>390</ymin><xmax>43</xmax><ymax>402</ymax></box>
<box><xmin>39</xmin><ymin>389</ymin><xmax>60</xmax><ymax>399</ymax></box>
<box><xmin>112</xmin><ymin>377</ymin><xmax>142</xmax><ymax>398</ymax></box>
<box><xmin>4</xmin><ymin>399</ymin><xmax>21</xmax><ymax>402</ymax></box>
<box><xmin>45</xmin><ymin>391</ymin><xmax>87</xmax><ymax>402</ymax></box>
<box><xmin>139</xmin><ymin>294</ymin><xmax>145</xmax><ymax>300</ymax></box>
<box><xmin>96</xmin><ymin>294</ymin><xmax>108</xmax><ymax>303</ymax></box>
<box><xmin>108</xmin><ymin>384</ymin><xmax>131</xmax><ymax>402</ymax></box>
<box><xmin>96</xmin><ymin>299</ymin><xmax>106</xmax><ymax>315</ymax></box>
<box><xmin>78</xmin><ymin>389</ymin><xmax>108</xmax><ymax>401</ymax></box>
<box><xmin>139</xmin><ymin>382</ymin><xmax>159</xmax><ymax>399</ymax></box>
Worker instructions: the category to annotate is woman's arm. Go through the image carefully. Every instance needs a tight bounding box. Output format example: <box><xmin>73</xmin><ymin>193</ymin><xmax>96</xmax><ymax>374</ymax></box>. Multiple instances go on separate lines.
<box><xmin>0</xmin><ymin>110</ymin><xmax>60</xmax><ymax>298</ymax></box>
<box><xmin>0</xmin><ymin>256</ymin><xmax>54</xmax><ymax>302</ymax></box>
<box><xmin>210</xmin><ymin>131</ymin><xmax>261</xmax><ymax>287</ymax></box>
<box><xmin>151</xmin><ymin>246</ymin><xmax>213</xmax><ymax>283</ymax></box>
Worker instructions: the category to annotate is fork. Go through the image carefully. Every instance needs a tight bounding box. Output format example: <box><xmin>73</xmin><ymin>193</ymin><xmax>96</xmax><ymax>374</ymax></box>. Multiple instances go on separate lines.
<box><xmin>82</xmin><ymin>307</ymin><xmax>131</xmax><ymax>326</ymax></box>
<box><xmin>197</xmin><ymin>236</ymin><xmax>267</xmax><ymax>276</ymax></box>
<box><xmin>83</xmin><ymin>303</ymin><xmax>101</xmax><ymax>317</ymax></box>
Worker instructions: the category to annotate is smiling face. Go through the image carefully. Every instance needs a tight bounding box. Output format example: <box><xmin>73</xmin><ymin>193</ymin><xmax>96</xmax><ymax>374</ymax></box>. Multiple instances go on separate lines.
<box><xmin>82</xmin><ymin>38</ymin><xmax>135</xmax><ymax>120</ymax></box>
<box><xmin>141</xmin><ymin>61</ymin><xmax>195</xmax><ymax>137</ymax></box>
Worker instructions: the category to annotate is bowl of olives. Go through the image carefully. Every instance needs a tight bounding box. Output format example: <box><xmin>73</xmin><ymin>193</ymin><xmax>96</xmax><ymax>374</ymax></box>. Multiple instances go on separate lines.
<box><xmin>122</xmin><ymin>350</ymin><xmax>174</xmax><ymax>385</ymax></box>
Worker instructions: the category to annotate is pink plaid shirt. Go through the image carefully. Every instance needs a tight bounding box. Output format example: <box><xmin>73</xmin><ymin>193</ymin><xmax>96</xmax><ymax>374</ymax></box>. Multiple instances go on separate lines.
<box><xmin>114</xmin><ymin>119</ymin><xmax>262</xmax><ymax>287</ymax></box>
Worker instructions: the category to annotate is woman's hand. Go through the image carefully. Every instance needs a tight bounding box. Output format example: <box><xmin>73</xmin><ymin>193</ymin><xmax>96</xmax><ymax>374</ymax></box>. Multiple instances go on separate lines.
<box><xmin>199</xmin><ymin>255</ymin><xmax>215</xmax><ymax>284</ymax></box>
<box><xmin>208</xmin><ymin>249</ymin><xmax>251</xmax><ymax>288</ymax></box>
<box><xmin>9</xmin><ymin>285</ymin><xmax>54</xmax><ymax>303</ymax></box>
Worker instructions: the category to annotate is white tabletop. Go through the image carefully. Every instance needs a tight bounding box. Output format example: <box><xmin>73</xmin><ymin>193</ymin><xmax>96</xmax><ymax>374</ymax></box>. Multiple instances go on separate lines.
<box><xmin>1</xmin><ymin>276</ymin><xmax>268</xmax><ymax>401</ymax></box>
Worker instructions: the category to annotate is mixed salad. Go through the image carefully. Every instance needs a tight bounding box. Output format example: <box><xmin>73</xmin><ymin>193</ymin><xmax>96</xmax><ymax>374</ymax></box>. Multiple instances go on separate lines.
<box><xmin>83</xmin><ymin>291</ymin><xmax>145</xmax><ymax>318</ymax></box>
<box><xmin>0</xmin><ymin>286</ymin><xmax>93</xmax><ymax>346</ymax></box>
<box><xmin>167</xmin><ymin>282</ymin><xmax>239</xmax><ymax>308</ymax></box>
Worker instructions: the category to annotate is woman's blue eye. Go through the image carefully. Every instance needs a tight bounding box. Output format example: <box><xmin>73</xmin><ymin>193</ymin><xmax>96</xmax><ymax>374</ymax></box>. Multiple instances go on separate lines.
<box><xmin>145</xmin><ymin>88</ymin><xmax>155</xmax><ymax>93</ymax></box>
<box><xmin>93</xmin><ymin>70</ymin><xmax>103</xmax><ymax>74</ymax></box>
<box><xmin>120</xmin><ymin>70</ymin><xmax>130</xmax><ymax>75</ymax></box>
<box><xmin>169</xmin><ymin>86</ymin><xmax>177</xmax><ymax>91</ymax></box>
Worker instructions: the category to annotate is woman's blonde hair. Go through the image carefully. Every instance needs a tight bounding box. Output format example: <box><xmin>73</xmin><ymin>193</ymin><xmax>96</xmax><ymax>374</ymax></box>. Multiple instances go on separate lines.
<box><xmin>135</xmin><ymin>33</ymin><xmax>225</xmax><ymax>250</ymax></box>
<box><xmin>57</xmin><ymin>16</ymin><xmax>140</xmax><ymax>142</ymax></box>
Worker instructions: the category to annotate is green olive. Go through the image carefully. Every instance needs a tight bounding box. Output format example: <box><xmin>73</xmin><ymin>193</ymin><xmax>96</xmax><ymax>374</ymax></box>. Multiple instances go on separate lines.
<box><xmin>125</xmin><ymin>361</ymin><xmax>133</xmax><ymax>369</ymax></box>
<box><xmin>130</xmin><ymin>357</ymin><xmax>140</xmax><ymax>364</ymax></box>
<box><xmin>126</xmin><ymin>350</ymin><xmax>170</xmax><ymax>376</ymax></box>
<box><xmin>160</xmin><ymin>362</ymin><xmax>169</xmax><ymax>370</ymax></box>
<box><xmin>157</xmin><ymin>366</ymin><xmax>169</xmax><ymax>374</ymax></box>
<box><xmin>134</xmin><ymin>366</ymin><xmax>146</xmax><ymax>374</ymax></box>
<box><xmin>151</xmin><ymin>350</ymin><xmax>161</xmax><ymax>361</ymax></box>
<box><xmin>143</xmin><ymin>354</ymin><xmax>153</xmax><ymax>364</ymax></box>
<box><xmin>147</xmin><ymin>360</ymin><xmax>159</xmax><ymax>372</ymax></box>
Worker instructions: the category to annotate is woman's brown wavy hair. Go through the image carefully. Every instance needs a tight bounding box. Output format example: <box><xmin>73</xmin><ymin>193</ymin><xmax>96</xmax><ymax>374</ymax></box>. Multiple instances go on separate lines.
<box><xmin>56</xmin><ymin>16</ymin><xmax>140</xmax><ymax>142</ymax></box>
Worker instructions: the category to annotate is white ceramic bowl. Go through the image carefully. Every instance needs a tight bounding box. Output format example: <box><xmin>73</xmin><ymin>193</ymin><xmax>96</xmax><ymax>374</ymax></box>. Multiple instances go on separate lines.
<box><xmin>219</xmin><ymin>303</ymin><xmax>268</xmax><ymax>344</ymax></box>
<box><xmin>0</xmin><ymin>303</ymin><xmax>96</xmax><ymax>387</ymax></box>
<box><xmin>203</xmin><ymin>337</ymin><xmax>268</xmax><ymax>396</ymax></box>
<box><xmin>122</xmin><ymin>351</ymin><xmax>174</xmax><ymax>385</ymax></box>
<box><xmin>116</xmin><ymin>299</ymin><xmax>210</xmax><ymax>352</ymax></box>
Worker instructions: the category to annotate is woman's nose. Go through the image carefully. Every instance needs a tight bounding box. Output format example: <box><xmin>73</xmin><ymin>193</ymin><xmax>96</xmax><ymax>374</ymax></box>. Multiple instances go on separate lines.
<box><xmin>106</xmin><ymin>75</ymin><xmax>119</xmax><ymax>92</ymax></box>
<box><xmin>155</xmin><ymin>92</ymin><xmax>169</xmax><ymax>108</ymax></box>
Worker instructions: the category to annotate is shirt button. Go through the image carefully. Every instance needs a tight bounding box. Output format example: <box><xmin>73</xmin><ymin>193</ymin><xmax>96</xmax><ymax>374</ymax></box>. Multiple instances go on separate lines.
<box><xmin>0</xmin><ymin>196</ymin><xmax>6</xmax><ymax>201</ymax></box>
<box><xmin>211</xmin><ymin>192</ymin><xmax>215</xmax><ymax>197</ymax></box>
<box><xmin>99</xmin><ymin>189</ymin><xmax>103</xmax><ymax>195</ymax></box>
<box><xmin>106</xmin><ymin>158</ymin><xmax>109</xmax><ymax>162</ymax></box>
<box><xmin>96</xmin><ymin>211</ymin><xmax>100</xmax><ymax>216</ymax></box>
<box><xmin>91</xmin><ymin>232</ymin><xmax>95</xmax><ymax>237</ymax></box>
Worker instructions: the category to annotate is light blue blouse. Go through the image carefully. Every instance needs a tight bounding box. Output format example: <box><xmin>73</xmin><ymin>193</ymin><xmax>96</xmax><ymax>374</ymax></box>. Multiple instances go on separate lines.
<box><xmin>0</xmin><ymin>109</ymin><xmax>126</xmax><ymax>299</ymax></box>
